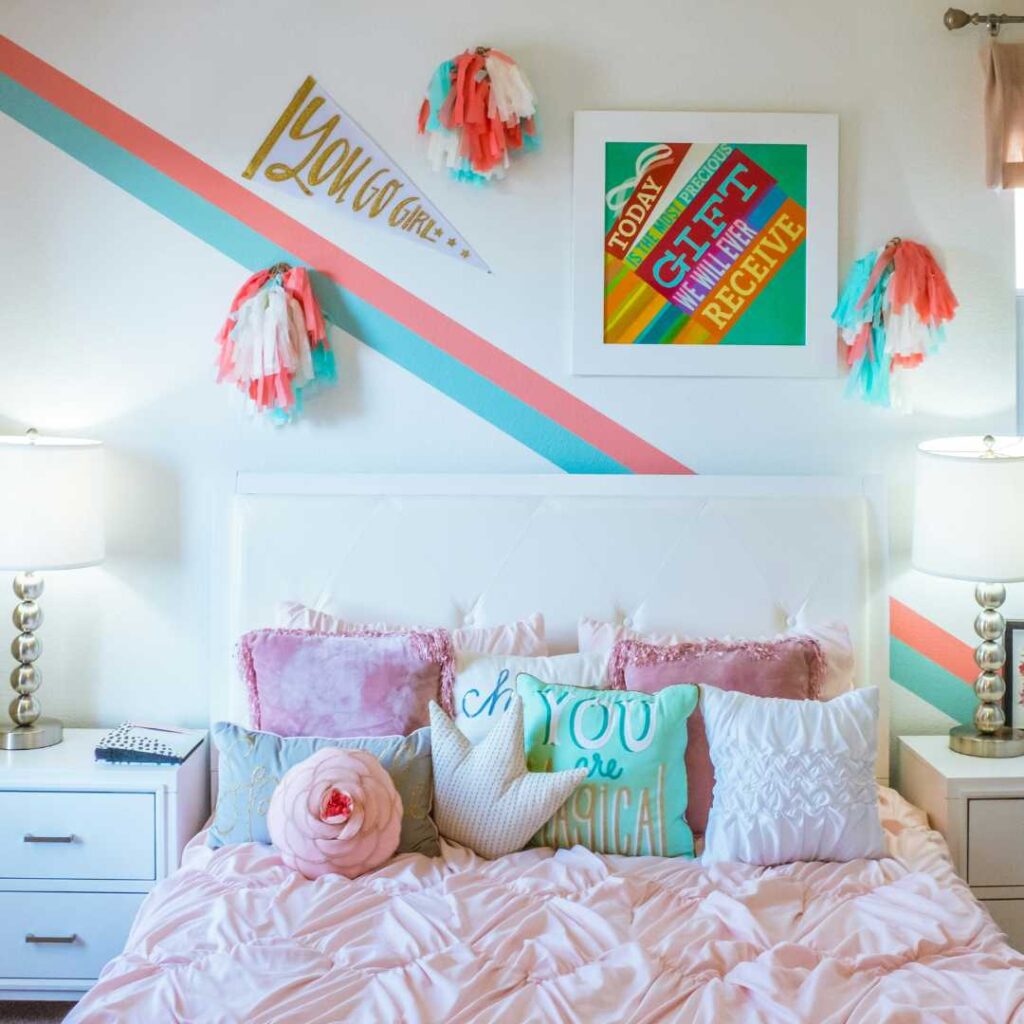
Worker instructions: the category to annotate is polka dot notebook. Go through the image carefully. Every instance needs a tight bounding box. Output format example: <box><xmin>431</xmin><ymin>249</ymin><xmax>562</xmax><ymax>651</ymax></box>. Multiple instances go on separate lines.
<box><xmin>95</xmin><ymin>723</ymin><xmax>202</xmax><ymax>765</ymax></box>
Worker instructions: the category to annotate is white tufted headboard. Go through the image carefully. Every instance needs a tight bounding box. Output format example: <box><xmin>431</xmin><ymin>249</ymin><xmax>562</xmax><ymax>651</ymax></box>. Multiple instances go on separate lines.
<box><xmin>215</xmin><ymin>473</ymin><xmax>889</xmax><ymax>779</ymax></box>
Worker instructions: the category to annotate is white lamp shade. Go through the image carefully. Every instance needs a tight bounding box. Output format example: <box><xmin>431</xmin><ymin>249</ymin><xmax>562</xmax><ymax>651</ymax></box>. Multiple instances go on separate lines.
<box><xmin>912</xmin><ymin>436</ymin><xmax>1024</xmax><ymax>582</ymax></box>
<box><xmin>0</xmin><ymin>436</ymin><xmax>105</xmax><ymax>571</ymax></box>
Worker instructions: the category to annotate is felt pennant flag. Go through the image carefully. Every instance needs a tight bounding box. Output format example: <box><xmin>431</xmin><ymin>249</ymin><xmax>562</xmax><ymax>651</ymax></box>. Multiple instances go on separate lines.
<box><xmin>243</xmin><ymin>76</ymin><xmax>490</xmax><ymax>272</ymax></box>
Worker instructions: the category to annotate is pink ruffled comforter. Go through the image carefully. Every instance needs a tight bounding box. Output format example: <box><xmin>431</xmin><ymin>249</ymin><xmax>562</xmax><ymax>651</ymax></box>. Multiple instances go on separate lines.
<box><xmin>69</xmin><ymin>788</ymin><xmax>1024</xmax><ymax>1023</ymax></box>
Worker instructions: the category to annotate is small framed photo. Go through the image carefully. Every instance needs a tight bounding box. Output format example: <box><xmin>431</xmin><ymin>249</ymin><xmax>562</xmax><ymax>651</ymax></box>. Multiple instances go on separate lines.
<box><xmin>1003</xmin><ymin>619</ymin><xmax>1024</xmax><ymax>728</ymax></box>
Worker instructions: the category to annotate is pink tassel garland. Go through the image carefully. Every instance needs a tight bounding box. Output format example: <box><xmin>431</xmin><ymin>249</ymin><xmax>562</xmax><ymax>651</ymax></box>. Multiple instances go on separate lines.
<box><xmin>213</xmin><ymin>264</ymin><xmax>336</xmax><ymax>423</ymax></box>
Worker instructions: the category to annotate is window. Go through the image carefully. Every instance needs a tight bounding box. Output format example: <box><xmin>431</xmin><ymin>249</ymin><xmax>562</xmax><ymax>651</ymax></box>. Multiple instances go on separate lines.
<box><xmin>1016</xmin><ymin>193</ymin><xmax>1024</xmax><ymax>430</ymax></box>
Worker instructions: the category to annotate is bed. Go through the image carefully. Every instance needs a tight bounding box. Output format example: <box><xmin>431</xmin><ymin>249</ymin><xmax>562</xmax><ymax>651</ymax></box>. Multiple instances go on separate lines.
<box><xmin>67</xmin><ymin>474</ymin><xmax>1024</xmax><ymax>1023</ymax></box>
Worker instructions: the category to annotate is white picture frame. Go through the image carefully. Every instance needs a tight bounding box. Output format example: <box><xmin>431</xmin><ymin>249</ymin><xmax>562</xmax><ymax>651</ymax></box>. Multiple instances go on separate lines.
<box><xmin>571</xmin><ymin>110</ymin><xmax>839</xmax><ymax>377</ymax></box>
<box><xmin>1004</xmin><ymin>620</ymin><xmax>1024</xmax><ymax>729</ymax></box>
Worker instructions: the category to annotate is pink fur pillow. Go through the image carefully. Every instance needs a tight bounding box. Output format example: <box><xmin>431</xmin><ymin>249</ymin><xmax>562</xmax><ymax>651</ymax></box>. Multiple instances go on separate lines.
<box><xmin>238</xmin><ymin>627</ymin><xmax>455</xmax><ymax>737</ymax></box>
<box><xmin>609</xmin><ymin>636</ymin><xmax>825</xmax><ymax>836</ymax></box>
<box><xmin>277</xmin><ymin>602</ymin><xmax>548</xmax><ymax>657</ymax></box>
<box><xmin>267</xmin><ymin>747</ymin><xmax>402</xmax><ymax>879</ymax></box>
<box><xmin>580</xmin><ymin>614</ymin><xmax>854</xmax><ymax>699</ymax></box>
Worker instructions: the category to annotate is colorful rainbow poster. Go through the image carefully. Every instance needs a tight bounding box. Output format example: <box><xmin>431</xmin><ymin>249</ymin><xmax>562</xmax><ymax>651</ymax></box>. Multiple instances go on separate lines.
<box><xmin>572</xmin><ymin>112</ymin><xmax>836</xmax><ymax>378</ymax></box>
<box><xmin>602</xmin><ymin>141</ymin><xmax>808</xmax><ymax>347</ymax></box>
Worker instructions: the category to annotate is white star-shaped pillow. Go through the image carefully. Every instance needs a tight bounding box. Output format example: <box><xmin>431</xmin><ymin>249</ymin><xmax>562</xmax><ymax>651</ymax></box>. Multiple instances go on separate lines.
<box><xmin>429</xmin><ymin>696</ymin><xmax>587</xmax><ymax>859</ymax></box>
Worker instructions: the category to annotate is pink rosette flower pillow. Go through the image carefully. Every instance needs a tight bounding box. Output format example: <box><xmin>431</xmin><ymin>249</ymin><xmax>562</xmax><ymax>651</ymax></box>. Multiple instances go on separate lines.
<box><xmin>267</xmin><ymin>747</ymin><xmax>403</xmax><ymax>880</ymax></box>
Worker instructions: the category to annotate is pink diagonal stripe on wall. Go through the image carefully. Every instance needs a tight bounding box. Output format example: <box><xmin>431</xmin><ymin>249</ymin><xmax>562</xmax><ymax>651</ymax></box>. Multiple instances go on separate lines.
<box><xmin>890</xmin><ymin>597</ymin><xmax>976</xmax><ymax>684</ymax></box>
<box><xmin>0</xmin><ymin>35</ymin><xmax>691</xmax><ymax>477</ymax></box>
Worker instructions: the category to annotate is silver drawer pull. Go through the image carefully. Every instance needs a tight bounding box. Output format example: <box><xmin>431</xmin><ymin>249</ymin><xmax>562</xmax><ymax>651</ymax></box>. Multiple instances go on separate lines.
<box><xmin>23</xmin><ymin>834</ymin><xmax>76</xmax><ymax>844</ymax></box>
<box><xmin>25</xmin><ymin>934</ymin><xmax>78</xmax><ymax>945</ymax></box>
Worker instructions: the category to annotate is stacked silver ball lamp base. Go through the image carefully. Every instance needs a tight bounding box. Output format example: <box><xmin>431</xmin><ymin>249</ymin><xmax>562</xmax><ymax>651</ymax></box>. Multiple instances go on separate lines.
<box><xmin>0</xmin><ymin>430</ymin><xmax>104</xmax><ymax>750</ymax></box>
<box><xmin>1</xmin><ymin>572</ymin><xmax>62</xmax><ymax>751</ymax></box>
<box><xmin>950</xmin><ymin>582</ymin><xmax>1024</xmax><ymax>758</ymax></box>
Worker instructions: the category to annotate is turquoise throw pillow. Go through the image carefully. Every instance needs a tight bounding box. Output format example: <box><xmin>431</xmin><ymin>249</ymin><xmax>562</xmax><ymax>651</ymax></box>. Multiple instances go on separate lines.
<box><xmin>517</xmin><ymin>675</ymin><xmax>699</xmax><ymax>857</ymax></box>
<box><xmin>209</xmin><ymin>721</ymin><xmax>439</xmax><ymax>856</ymax></box>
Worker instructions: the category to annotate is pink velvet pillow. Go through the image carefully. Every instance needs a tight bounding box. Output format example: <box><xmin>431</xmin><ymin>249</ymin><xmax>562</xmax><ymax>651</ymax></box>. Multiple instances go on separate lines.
<box><xmin>609</xmin><ymin>636</ymin><xmax>825</xmax><ymax>836</ymax></box>
<box><xmin>239</xmin><ymin>628</ymin><xmax>455</xmax><ymax>737</ymax></box>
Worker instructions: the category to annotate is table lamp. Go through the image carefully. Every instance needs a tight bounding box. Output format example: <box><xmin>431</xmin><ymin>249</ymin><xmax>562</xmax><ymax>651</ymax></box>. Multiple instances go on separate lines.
<box><xmin>0</xmin><ymin>430</ymin><xmax>104</xmax><ymax>750</ymax></box>
<box><xmin>913</xmin><ymin>435</ymin><xmax>1024</xmax><ymax>757</ymax></box>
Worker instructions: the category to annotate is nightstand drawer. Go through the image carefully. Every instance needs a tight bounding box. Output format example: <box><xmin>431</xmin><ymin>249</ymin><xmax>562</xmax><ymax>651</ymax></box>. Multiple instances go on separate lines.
<box><xmin>982</xmin><ymin>899</ymin><xmax>1024</xmax><ymax>951</ymax></box>
<box><xmin>0</xmin><ymin>890</ymin><xmax>145</xmax><ymax>980</ymax></box>
<box><xmin>968</xmin><ymin>798</ymin><xmax>1024</xmax><ymax>887</ymax></box>
<box><xmin>0</xmin><ymin>791</ymin><xmax>155</xmax><ymax>881</ymax></box>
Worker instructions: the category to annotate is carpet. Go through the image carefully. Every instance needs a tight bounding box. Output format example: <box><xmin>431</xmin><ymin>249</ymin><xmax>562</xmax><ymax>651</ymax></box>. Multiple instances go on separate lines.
<box><xmin>0</xmin><ymin>1003</ymin><xmax>71</xmax><ymax>1023</ymax></box>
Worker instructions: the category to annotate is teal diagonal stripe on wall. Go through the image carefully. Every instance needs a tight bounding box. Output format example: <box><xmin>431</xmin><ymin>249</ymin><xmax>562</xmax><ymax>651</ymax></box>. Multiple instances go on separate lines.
<box><xmin>890</xmin><ymin>638</ymin><xmax>976</xmax><ymax>724</ymax></box>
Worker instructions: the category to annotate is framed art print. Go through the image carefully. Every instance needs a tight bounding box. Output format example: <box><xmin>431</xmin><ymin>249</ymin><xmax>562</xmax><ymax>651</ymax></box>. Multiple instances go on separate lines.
<box><xmin>1004</xmin><ymin>619</ymin><xmax>1024</xmax><ymax>728</ymax></box>
<box><xmin>572</xmin><ymin>111</ymin><xmax>838</xmax><ymax>376</ymax></box>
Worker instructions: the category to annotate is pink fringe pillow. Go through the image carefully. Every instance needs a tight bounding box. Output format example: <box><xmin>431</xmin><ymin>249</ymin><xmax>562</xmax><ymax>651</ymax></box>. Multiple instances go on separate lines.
<box><xmin>609</xmin><ymin>636</ymin><xmax>825</xmax><ymax>836</ymax></box>
<box><xmin>238</xmin><ymin>627</ymin><xmax>455</xmax><ymax>737</ymax></box>
<box><xmin>581</xmin><ymin>614</ymin><xmax>854</xmax><ymax>699</ymax></box>
<box><xmin>268</xmin><ymin>747</ymin><xmax>402</xmax><ymax>879</ymax></box>
<box><xmin>277</xmin><ymin>602</ymin><xmax>548</xmax><ymax>657</ymax></box>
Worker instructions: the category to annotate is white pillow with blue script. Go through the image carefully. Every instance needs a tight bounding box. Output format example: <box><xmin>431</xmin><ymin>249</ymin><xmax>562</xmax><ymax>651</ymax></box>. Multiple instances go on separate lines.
<box><xmin>454</xmin><ymin>651</ymin><xmax>610</xmax><ymax>743</ymax></box>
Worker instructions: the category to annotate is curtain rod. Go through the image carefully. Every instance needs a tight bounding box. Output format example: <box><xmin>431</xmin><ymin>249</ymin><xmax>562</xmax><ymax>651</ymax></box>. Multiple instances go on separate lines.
<box><xmin>944</xmin><ymin>8</ymin><xmax>1024</xmax><ymax>35</ymax></box>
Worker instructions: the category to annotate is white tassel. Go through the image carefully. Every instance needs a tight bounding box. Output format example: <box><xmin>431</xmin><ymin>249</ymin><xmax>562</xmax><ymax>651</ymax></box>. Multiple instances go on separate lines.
<box><xmin>426</xmin><ymin>130</ymin><xmax>461</xmax><ymax>173</ymax></box>
<box><xmin>885</xmin><ymin>309</ymin><xmax>929</xmax><ymax>359</ymax></box>
<box><xmin>228</xmin><ymin>293</ymin><xmax>263</xmax><ymax>387</ymax></box>
<box><xmin>485</xmin><ymin>53</ymin><xmax>536</xmax><ymax>122</ymax></box>
<box><xmin>287</xmin><ymin>297</ymin><xmax>314</xmax><ymax>387</ymax></box>
<box><xmin>228</xmin><ymin>284</ymin><xmax>303</xmax><ymax>412</ymax></box>
<box><xmin>263</xmin><ymin>286</ymin><xmax>288</xmax><ymax>379</ymax></box>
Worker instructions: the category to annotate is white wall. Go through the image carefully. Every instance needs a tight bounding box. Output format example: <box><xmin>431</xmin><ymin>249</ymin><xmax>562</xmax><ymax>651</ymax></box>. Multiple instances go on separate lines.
<box><xmin>1</xmin><ymin>0</ymin><xmax>1016</xmax><ymax>728</ymax></box>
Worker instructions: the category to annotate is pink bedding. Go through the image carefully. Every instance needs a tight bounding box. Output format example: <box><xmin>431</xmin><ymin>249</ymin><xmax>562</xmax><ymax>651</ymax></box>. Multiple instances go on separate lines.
<box><xmin>69</xmin><ymin>788</ymin><xmax>1024</xmax><ymax>1023</ymax></box>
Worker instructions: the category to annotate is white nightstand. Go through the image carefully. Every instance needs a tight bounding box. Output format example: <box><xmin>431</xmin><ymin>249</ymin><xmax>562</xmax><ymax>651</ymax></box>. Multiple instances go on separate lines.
<box><xmin>0</xmin><ymin>728</ymin><xmax>209</xmax><ymax>1002</ymax></box>
<box><xmin>899</xmin><ymin>734</ymin><xmax>1024</xmax><ymax>951</ymax></box>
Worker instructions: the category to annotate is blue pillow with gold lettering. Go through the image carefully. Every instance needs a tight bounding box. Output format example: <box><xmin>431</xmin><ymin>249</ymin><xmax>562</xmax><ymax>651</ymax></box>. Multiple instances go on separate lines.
<box><xmin>516</xmin><ymin>675</ymin><xmax>699</xmax><ymax>857</ymax></box>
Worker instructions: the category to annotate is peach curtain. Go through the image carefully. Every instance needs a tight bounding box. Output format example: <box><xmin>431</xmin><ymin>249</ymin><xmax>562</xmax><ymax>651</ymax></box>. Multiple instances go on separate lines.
<box><xmin>985</xmin><ymin>41</ymin><xmax>1024</xmax><ymax>188</ymax></box>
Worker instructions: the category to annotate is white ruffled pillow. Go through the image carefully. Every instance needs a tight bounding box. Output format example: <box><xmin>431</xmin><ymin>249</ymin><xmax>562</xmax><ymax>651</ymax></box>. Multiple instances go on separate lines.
<box><xmin>277</xmin><ymin>602</ymin><xmax>548</xmax><ymax>657</ymax></box>
<box><xmin>577</xmin><ymin>612</ymin><xmax>855</xmax><ymax>700</ymax></box>
<box><xmin>700</xmin><ymin>686</ymin><xmax>884</xmax><ymax>866</ymax></box>
<box><xmin>454</xmin><ymin>651</ymin><xmax>609</xmax><ymax>743</ymax></box>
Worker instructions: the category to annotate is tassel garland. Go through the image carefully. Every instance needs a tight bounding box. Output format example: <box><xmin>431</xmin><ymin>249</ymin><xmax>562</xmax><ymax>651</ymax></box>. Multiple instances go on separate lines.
<box><xmin>214</xmin><ymin>264</ymin><xmax>335</xmax><ymax>423</ymax></box>
<box><xmin>418</xmin><ymin>47</ymin><xmax>539</xmax><ymax>184</ymax></box>
<box><xmin>832</xmin><ymin>238</ymin><xmax>958</xmax><ymax>408</ymax></box>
